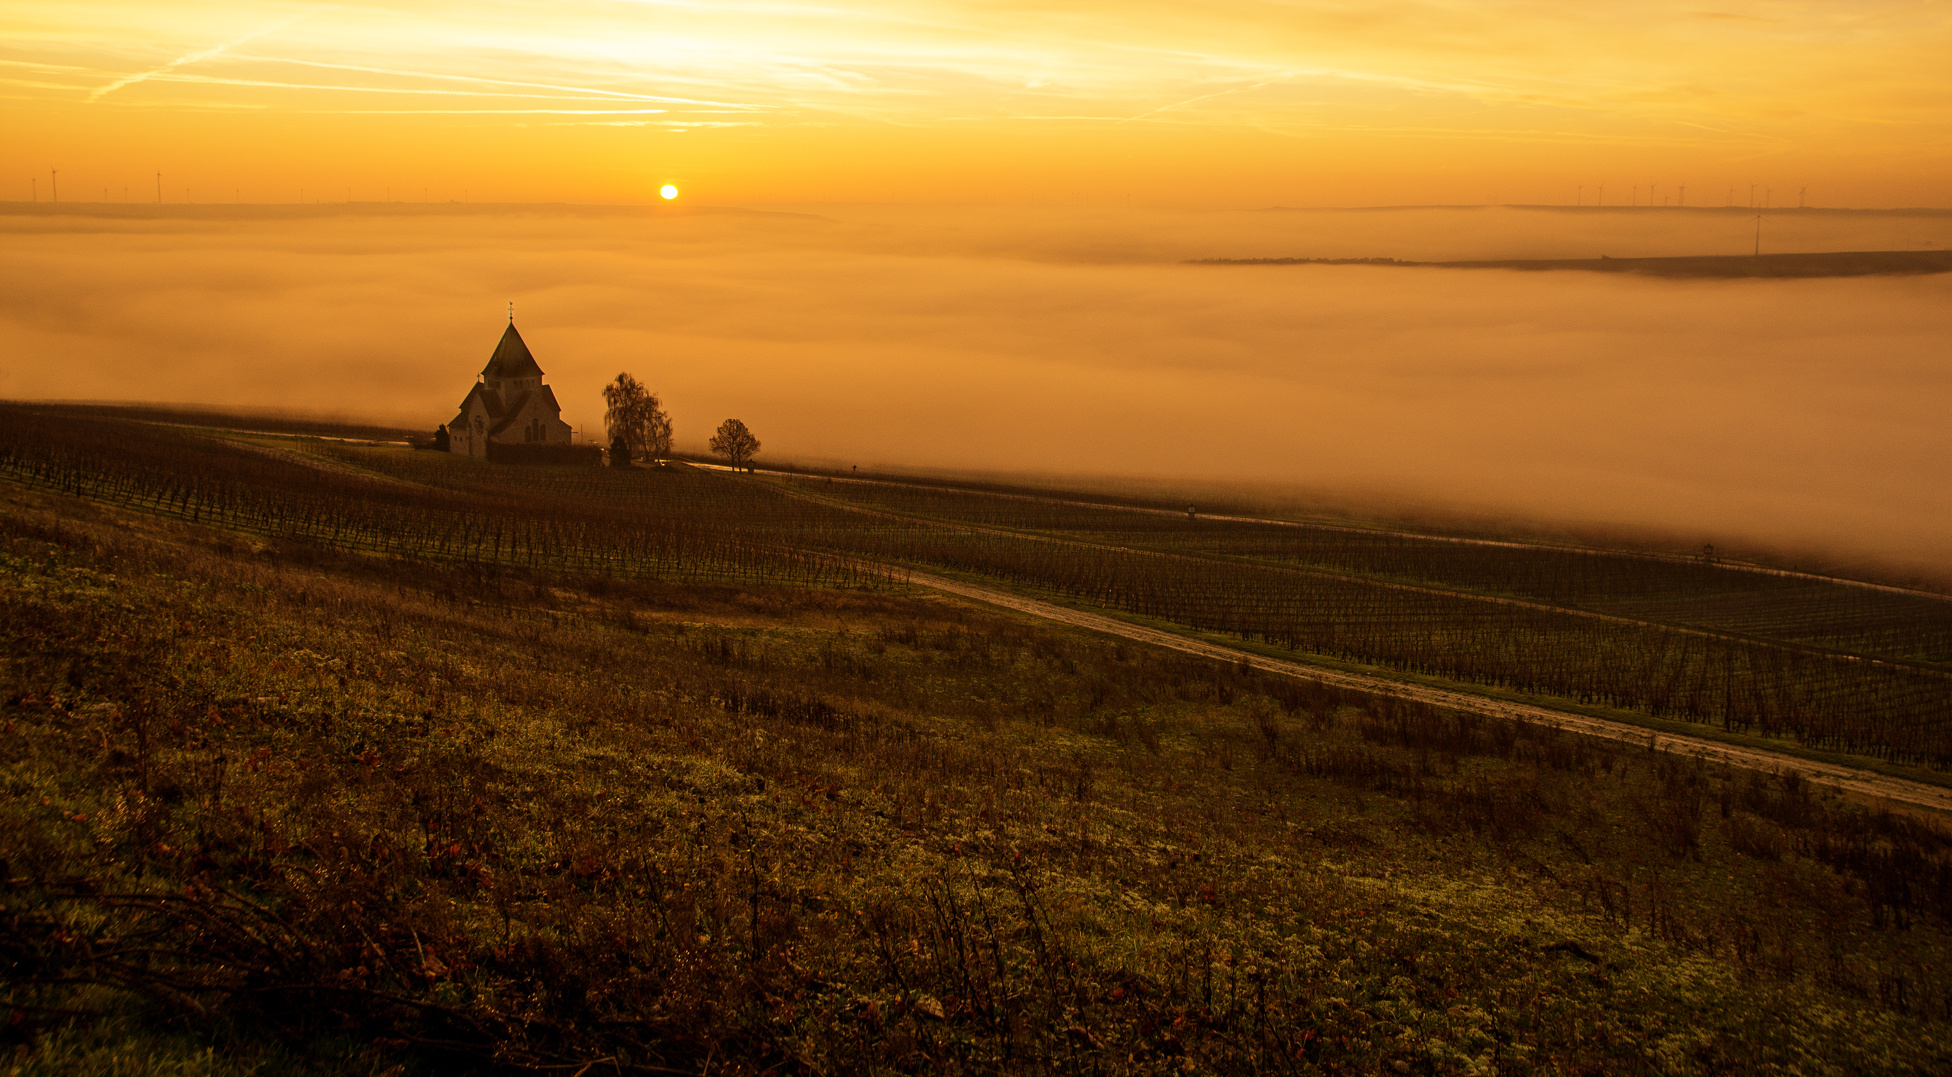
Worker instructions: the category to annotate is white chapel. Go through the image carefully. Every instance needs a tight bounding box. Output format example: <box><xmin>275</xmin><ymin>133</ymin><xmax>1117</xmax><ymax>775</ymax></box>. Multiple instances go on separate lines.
<box><xmin>447</xmin><ymin>318</ymin><xmax>573</xmax><ymax>458</ymax></box>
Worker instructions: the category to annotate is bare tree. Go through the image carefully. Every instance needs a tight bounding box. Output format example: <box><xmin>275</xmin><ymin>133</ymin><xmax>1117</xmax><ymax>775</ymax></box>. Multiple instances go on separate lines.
<box><xmin>709</xmin><ymin>419</ymin><xmax>760</xmax><ymax>470</ymax></box>
<box><xmin>601</xmin><ymin>373</ymin><xmax>673</xmax><ymax>463</ymax></box>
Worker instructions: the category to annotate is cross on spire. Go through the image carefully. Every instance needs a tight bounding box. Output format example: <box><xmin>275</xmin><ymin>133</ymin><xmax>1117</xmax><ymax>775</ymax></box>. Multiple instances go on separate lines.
<box><xmin>507</xmin><ymin>300</ymin><xmax>514</xmax><ymax>324</ymax></box>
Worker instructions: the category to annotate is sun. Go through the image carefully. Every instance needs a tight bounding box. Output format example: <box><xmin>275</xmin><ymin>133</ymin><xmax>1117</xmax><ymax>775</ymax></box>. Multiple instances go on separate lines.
<box><xmin>659</xmin><ymin>184</ymin><xmax>678</xmax><ymax>200</ymax></box>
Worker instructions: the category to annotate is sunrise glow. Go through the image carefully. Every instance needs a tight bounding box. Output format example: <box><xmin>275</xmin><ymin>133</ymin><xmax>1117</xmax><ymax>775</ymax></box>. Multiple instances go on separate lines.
<box><xmin>3</xmin><ymin>1</ymin><xmax>1949</xmax><ymax>207</ymax></box>
<box><xmin>5</xmin><ymin>7</ymin><xmax>1952</xmax><ymax>1068</ymax></box>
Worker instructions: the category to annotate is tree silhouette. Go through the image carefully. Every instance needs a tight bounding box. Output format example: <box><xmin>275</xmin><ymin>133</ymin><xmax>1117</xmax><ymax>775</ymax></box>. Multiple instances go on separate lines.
<box><xmin>601</xmin><ymin>373</ymin><xmax>672</xmax><ymax>463</ymax></box>
<box><xmin>433</xmin><ymin>424</ymin><xmax>449</xmax><ymax>452</ymax></box>
<box><xmin>608</xmin><ymin>434</ymin><xmax>631</xmax><ymax>468</ymax></box>
<box><xmin>709</xmin><ymin>419</ymin><xmax>760</xmax><ymax>470</ymax></box>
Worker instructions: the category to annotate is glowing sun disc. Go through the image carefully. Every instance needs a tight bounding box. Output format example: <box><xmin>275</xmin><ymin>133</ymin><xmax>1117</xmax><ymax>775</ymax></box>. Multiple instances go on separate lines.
<box><xmin>659</xmin><ymin>184</ymin><xmax>678</xmax><ymax>200</ymax></box>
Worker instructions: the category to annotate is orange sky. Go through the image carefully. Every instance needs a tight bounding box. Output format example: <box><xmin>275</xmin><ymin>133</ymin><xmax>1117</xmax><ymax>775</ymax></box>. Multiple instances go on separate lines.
<box><xmin>4</xmin><ymin>1</ymin><xmax>1950</xmax><ymax>208</ymax></box>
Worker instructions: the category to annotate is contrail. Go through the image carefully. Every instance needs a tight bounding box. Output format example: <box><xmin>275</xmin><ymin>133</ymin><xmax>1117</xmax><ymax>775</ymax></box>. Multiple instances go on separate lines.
<box><xmin>87</xmin><ymin>18</ymin><xmax>300</xmax><ymax>103</ymax></box>
<box><xmin>1115</xmin><ymin>75</ymin><xmax>1289</xmax><ymax>125</ymax></box>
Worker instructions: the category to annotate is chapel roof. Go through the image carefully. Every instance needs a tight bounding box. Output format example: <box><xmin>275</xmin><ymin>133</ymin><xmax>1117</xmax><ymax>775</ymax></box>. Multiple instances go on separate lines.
<box><xmin>488</xmin><ymin>391</ymin><xmax>534</xmax><ymax>437</ymax></box>
<box><xmin>456</xmin><ymin>382</ymin><xmax>504</xmax><ymax>416</ymax></box>
<box><xmin>480</xmin><ymin>322</ymin><xmax>545</xmax><ymax>380</ymax></box>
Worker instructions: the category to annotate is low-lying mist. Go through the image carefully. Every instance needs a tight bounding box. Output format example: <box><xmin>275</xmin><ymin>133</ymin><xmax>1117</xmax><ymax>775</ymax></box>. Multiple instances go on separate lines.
<box><xmin>2</xmin><ymin>203</ymin><xmax>1947</xmax><ymax>578</ymax></box>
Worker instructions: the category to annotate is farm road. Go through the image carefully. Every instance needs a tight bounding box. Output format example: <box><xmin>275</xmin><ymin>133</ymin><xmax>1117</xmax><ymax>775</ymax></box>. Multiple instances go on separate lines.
<box><xmin>904</xmin><ymin>568</ymin><xmax>1952</xmax><ymax>816</ymax></box>
<box><xmin>752</xmin><ymin>473</ymin><xmax>1948</xmax><ymax>677</ymax></box>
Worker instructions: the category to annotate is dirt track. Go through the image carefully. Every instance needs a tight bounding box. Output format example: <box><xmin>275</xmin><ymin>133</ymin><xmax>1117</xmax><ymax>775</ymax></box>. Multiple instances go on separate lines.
<box><xmin>905</xmin><ymin>568</ymin><xmax>1952</xmax><ymax>816</ymax></box>
<box><xmin>755</xmin><ymin>474</ymin><xmax>1948</xmax><ymax>679</ymax></box>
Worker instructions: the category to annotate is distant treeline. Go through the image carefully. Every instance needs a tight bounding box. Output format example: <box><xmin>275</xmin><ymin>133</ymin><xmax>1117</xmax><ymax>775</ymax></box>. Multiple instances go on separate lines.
<box><xmin>14</xmin><ymin>401</ymin><xmax>416</xmax><ymax>442</ymax></box>
<box><xmin>0</xmin><ymin>202</ymin><xmax>819</xmax><ymax>222</ymax></box>
<box><xmin>1189</xmin><ymin>250</ymin><xmax>1952</xmax><ymax>278</ymax></box>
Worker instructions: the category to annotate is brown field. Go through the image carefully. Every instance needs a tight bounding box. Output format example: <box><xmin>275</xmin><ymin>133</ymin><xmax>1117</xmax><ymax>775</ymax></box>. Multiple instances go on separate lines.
<box><xmin>4</xmin><ymin>409</ymin><xmax>1951</xmax><ymax>1074</ymax></box>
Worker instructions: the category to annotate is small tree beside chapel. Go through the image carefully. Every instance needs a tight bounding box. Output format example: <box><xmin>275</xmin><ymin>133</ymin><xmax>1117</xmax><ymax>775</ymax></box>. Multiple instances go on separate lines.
<box><xmin>601</xmin><ymin>373</ymin><xmax>673</xmax><ymax>465</ymax></box>
<box><xmin>709</xmin><ymin>419</ymin><xmax>760</xmax><ymax>471</ymax></box>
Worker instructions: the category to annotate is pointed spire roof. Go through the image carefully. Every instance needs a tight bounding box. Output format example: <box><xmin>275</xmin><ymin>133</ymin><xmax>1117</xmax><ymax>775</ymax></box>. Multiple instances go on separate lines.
<box><xmin>481</xmin><ymin>322</ymin><xmax>544</xmax><ymax>380</ymax></box>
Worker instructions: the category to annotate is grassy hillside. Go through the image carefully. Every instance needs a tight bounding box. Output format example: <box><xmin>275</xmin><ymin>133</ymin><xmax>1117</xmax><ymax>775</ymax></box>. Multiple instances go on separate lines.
<box><xmin>3</xmin><ymin>415</ymin><xmax>1952</xmax><ymax>1073</ymax></box>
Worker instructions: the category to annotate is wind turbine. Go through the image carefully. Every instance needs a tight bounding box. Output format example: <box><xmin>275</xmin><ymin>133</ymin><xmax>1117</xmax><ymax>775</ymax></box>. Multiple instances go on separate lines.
<box><xmin>1751</xmin><ymin>208</ymin><xmax>1768</xmax><ymax>256</ymax></box>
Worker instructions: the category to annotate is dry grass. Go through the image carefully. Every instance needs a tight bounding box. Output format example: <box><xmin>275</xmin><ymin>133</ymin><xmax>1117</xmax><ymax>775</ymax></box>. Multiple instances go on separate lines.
<box><xmin>3</xmin><ymin>479</ymin><xmax>1951</xmax><ymax>1075</ymax></box>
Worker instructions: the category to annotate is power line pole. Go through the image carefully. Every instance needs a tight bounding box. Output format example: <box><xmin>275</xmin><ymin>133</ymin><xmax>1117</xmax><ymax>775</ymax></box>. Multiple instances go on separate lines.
<box><xmin>1679</xmin><ymin>185</ymin><xmax>1686</xmax><ymax>207</ymax></box>
<box><xmin>49</xmin><ymin>168</ymin><xmax>57</xmax><ymax>203</ymax></box>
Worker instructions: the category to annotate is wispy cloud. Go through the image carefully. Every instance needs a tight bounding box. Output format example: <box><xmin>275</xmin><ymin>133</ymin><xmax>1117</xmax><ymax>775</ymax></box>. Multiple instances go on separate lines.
<box><xmin>227</xmin><ymin>54</ymin><xmax>765</xmax><ymax>109</ymax></box>
<box><xmin>290</xmin><ymin>107</ymin><xmax>678</xmax><ymax>115</ymax></box>
<box><xmin>136</xmin><ymin>72</ymin><xmax>675</xmax><ymax>104</ymax></box>
<box><xmin>86</xmin><ymin>18</ymin><xmax>301</xmax><ymax>103</ymax></box>
<box><xmin>1115</xmin><ymin>76</ymin><xmax>1293</xmax><ymax>125</ymax></box>
<box><xmin>0</xmin><ymin>57</ymin><xmax>95</xmax><ymax>72</ymax></box>
<box><xmin>5</xmin><ymin>0</ymin><xmax>1947</xmax><ymax>204</ymax></box>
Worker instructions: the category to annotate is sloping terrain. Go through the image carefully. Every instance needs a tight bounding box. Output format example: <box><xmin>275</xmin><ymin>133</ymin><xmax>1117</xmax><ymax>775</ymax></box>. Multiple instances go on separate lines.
<box><xmin>4</xmin><ymin>408</ymin><xmax>1952</xmax><ymax>1074</ymax></box>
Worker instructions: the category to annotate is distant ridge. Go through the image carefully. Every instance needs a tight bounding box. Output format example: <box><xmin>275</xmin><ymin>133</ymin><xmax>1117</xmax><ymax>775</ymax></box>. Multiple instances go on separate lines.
<box><xmin>0</xmin><ymin>201</ymin><xmax>825</xmax><ymax>222</ymax></box>
<box><xmin>1188</xmin><ymin>250</ymin><xmax>1952</xmax><ymax>279</ymax></box>
<box><xmin>10</xmin><ymin>401</ymin><xmax>415</xmax><ymax>442</ymax></box>
<box><xmin>1257</xmin><ymin>205</ymin><xmax>1952</xmax><ymax>217</ymax></box>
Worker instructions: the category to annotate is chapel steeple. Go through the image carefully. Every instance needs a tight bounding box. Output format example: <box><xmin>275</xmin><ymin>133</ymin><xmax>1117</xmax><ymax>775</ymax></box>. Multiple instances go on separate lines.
<box><xmin>480</xmin><ymin>321</ymin><xmax>545</xmax><ymax>388</ymax></box>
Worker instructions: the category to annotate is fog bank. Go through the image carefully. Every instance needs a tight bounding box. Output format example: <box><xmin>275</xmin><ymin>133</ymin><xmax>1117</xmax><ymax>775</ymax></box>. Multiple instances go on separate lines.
<box><xmin>2</xmin><ymin>204</ymin><xmax>1947</xmax><ymax>577</ymax></box>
